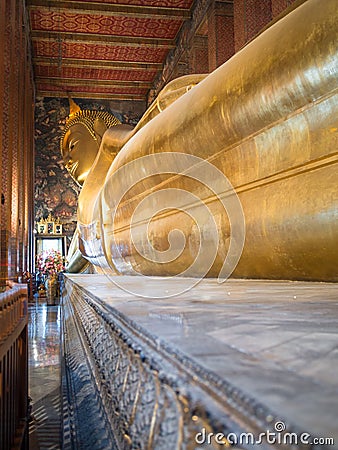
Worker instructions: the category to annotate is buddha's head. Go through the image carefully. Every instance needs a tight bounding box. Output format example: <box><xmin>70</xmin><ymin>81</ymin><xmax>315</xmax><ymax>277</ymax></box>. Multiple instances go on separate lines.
<box><xmin>61</xmin><ymin>98</ymin><xmax>120</xmax><ymax>186</ymax></box>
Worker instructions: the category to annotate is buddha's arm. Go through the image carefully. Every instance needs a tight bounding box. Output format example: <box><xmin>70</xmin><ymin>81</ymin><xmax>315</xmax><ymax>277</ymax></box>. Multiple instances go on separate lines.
<box><xmin>77</xmin><ymin>124</ymin><xmax>133</xmax><ymax>226</ymax></box>
<box><xmin>132</xmin><ymin>74</ymin><xmax>207</xmax><ymax>134</ymax></box>
<box><xmin>64</xmin><ymin>228</ymin><xmax>90</xmax><ymax>273</ymax></box>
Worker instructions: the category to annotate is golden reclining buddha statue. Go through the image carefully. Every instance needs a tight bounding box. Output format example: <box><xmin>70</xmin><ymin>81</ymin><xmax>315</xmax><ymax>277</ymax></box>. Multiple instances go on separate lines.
<box><xmin>61</xmin><ymin>0</ymin><xmax>338</xmax><ymax>283</ymax></box>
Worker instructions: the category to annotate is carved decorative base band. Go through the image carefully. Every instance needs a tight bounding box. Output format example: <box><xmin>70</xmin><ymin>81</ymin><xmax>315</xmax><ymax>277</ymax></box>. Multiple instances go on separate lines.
<box><xmin>61</xmin><ymin>277</ymin><xmax>313</xmax><ymax>450</ymax></box>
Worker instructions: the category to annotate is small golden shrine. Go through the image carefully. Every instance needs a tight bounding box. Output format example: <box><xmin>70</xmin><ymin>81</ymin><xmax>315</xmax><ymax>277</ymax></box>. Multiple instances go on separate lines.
<box><xmin>36</xmin><ymin>214</ymin><xmax>62</xmax><ymax>235</ymax></box>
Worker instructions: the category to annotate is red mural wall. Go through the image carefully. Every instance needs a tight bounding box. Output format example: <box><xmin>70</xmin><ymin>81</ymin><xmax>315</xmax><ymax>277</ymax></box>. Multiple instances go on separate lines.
<box><xmin>34</xmin><ymin>97</ymin><xmax>145</xmax><ymax>243</ymax></box>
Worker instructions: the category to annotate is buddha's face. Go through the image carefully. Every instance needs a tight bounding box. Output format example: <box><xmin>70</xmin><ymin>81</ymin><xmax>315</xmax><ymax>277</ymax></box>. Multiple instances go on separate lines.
<box><xmin>61</xmin><ymin>122</ymin><xmax>99</xmax><ymax>186</ymax></box>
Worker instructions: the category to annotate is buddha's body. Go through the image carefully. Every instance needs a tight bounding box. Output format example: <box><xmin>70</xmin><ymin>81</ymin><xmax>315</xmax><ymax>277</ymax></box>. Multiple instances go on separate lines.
<box><xmin>62</xmin><ymin>0</ymin><xmax>338</xmax><ymax>282</ymax></box>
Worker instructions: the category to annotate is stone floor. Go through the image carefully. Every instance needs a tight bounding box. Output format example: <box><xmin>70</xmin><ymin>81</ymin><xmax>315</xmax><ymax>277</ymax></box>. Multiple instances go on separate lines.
<box><xmin>27</xmin><ymin>276</ymin><xmax>338</xmax><ymax>449</ymax></box>
<box><xmin>67</xmin><ymin>274</ymin><xmax>338</xmax><ymax>447</ymax></box>
<box><xmin>28</xmin><ymin>298</ymin><xmax>62</xmax><ymax>449</ymax></box>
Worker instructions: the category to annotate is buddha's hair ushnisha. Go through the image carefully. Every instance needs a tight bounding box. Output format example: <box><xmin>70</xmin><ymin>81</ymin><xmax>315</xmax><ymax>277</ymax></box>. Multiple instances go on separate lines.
<box><xmin>60</xmin><ymin>109</ymin><xmax>120</xmax><ymax>152</ymax></box>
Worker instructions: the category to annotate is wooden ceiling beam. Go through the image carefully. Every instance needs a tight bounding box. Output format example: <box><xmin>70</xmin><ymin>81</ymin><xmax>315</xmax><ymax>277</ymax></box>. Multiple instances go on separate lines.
<box><xmin>31</xmin><ymin>31</ymin><xmax>174</xmax><ymax>48</ymax></box>
<box><xmin>36</xmin><ymin>76</ymin><xmax>153</xmax><ymax>88</ymax></box>
<box><xmin>28</xmin><ymin>0</ymin><xmax>190</xmax><ymax>19</ymax></box>
<box><xmin>36</xmin><ymin>89</ymin><xmax>147</xmax><ymax>101</ymax></box>
<box><xmin>33</xmin><ymin>57</ymin><xmax>163</xmax><ymax>70</ymax></box>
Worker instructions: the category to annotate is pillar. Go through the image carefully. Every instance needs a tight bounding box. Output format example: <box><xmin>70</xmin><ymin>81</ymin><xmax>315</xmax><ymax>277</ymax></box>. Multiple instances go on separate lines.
<box><xmin>0</xmin><ymin>0</ymin><xmax>14</xmax><ymax>288</ymax></box>
<box><xmin>189</xmin><ymin>35</ymin><xmax>209</xmax><ymax>74</ymax></box>
<box><xmin>0</xmin><ymin>0</ymin><xmax>4</xmax><ymax>291</ymax></box>
<box><xmin>271</xmin><ymin>0</ymin><xmax>298</xmax><ymax>17</ymax></box>
<box><xmin>0</xmin><ymin>0</ymin><xmax>35</xmax><ymax>289</ymax></box>
<box><xmin>234</xmin><ymin>0</ymin><xmax>272</xmax><ymax>52</ymax></box>
<box><xmin>208</xmin><ymin>0</ymin><xmax>234</xmax><ymax>71</ymax></box>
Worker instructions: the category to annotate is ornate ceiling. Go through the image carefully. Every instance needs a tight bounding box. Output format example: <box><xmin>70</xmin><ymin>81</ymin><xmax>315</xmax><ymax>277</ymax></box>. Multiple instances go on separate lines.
<box><xmin>27</xmin><ymin>0</ymin><xmax>195</xmax><ymax>101</ymax></box>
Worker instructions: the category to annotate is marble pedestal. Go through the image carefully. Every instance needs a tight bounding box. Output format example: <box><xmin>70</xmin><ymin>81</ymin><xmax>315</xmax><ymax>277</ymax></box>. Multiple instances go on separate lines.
<box><xmin>61</xmin><ymin>275</ymin><xmax>338</xmax><ymax>449</ymax></box>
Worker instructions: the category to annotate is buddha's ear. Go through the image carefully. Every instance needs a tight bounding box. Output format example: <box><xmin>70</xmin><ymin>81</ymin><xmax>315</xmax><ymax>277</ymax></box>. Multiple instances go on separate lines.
<box><xmin>93</xmin><ymin>117</ymin><xmax>107</xmax><ymax>145</ymax></box>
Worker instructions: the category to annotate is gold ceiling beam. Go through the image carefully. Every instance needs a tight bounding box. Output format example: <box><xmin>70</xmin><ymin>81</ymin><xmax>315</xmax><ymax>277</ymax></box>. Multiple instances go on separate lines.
<box><xmin>36</xmin><ymin>76</ymin><xmax>153</xmax><ymax>88</ymax></box>
<box><xmin>31</xmin><ymin>31</ymin><xmax>174</xmax><ymax>48</ymax></box>
<box><xmin>27</xmin><ymin>0</ymin><xmax>190</xmax><ymax>19</ymax></box>
<box><xmin>33</xmin><ymin>57</ymin><xmax>163</xmax><ymax>70</ymax></box>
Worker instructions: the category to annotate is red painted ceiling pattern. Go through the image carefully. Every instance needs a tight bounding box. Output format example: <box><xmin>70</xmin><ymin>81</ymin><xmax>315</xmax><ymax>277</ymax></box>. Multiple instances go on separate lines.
<box><xmin>33</xmin><ymin>41</ymin><xmax>168</xmax><ymax>63</ymax></box>
<box><xmin>79</xmin><ymin>0</ymin><xmax>193</xmax><ymax>7</ymax></box>
<box><xmin>29</xmin><ymin>1</ymin><xmax>195</xmax><ymax>99</ymax></box>
<box><xmin>30</xmin><ymin>10</ymin><xmax>182</xmax><ymax>39</ymax></box>
<box><xmin>36</xmin><ymin>65</ymin><xmax>157</xmax><ymax>81</ymax></box>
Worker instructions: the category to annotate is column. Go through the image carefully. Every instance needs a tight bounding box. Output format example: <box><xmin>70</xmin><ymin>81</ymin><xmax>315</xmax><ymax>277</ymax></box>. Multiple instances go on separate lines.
<box><xmin>0</xmin><ymin>0</ymin><xmax>14</xmax><ymax>288</ymax></box>
<box><xmin>271</xmin><ymin>0</ymin><xmax>298</xmax><ymax>17</ymax></box>
<box><xmin>189</xmin><ymin>35</ymin><xmax>209</xmax><ymax>74</ymax></box>
<box><xmin>0</xmin><ymin>0</ymin><xmax>4</xmax><ymax>291</ymax></box>
<box><xmin>234</xmin><ymin>0</ymin><xmax>272</xmax><ymax>52</ymax></box>
<box><xmin>208</xmin><ymin>0</ymin><xmax>234</xmax><ymax>72</ymax></box>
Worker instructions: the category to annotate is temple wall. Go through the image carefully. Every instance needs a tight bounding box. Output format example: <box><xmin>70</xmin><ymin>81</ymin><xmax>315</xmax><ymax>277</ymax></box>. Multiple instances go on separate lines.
<box><xmin>0</xmin><ymin>0</ymin><xmax>35</xmax><ymax>289</ymax></box>
<box><xmin>34</xmin><ymin>97</ymin><xmax>80</xmax><ymax>239</ymax></box>
<box><xmin>0</xmin><ymin>6</ymin><xmax>31</xmax><ymax>446</ymax></box>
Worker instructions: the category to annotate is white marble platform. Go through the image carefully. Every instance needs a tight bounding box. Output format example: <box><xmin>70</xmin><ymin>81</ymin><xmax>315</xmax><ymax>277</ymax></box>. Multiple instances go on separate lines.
<box><xmin>63</xmin><ymin>274</ymin><xmax>338</xmax><ymax>448</ymax></box>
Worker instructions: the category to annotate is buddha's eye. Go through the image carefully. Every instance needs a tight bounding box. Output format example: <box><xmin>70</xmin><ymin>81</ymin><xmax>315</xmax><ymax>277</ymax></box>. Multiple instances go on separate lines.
<box><xmin>69</xmin><ymin>139</ymin><xmax>79</xmax><ymax>152</ymax></box>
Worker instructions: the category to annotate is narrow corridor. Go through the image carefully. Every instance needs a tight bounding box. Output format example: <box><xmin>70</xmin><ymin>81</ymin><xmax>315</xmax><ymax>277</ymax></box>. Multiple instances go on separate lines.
<box><xmin>28</xmin><ymin>300</ymin><xmax>62</xmax><ymax>449</ymax></box>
